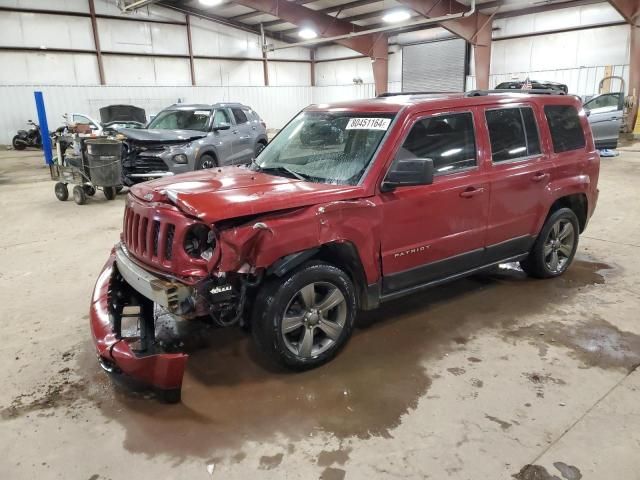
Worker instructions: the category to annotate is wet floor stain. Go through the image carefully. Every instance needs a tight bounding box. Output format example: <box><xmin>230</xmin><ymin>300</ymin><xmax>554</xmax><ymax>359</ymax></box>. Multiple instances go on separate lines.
<box><xmin>553</xmin><ymin>461</ymin><xmax>582</xmax><ymax>480</ymax></box>
<box><xmin>259</xmin><ymin>453</ymin><xmax>283</xmax><ymax>470</ymax></box>
<box><xmin>513</xmin><ymin>462</ymin><xmax>582</xmax><ymax>480</ymax></box>
<box><xmin>2</xmin><ymin>259</ymin><xmax>633</xmax><ymax>464</ymax></box>
<box><xmin>484</xmin><ymin>414</ymin><xmax>512</xmax><ymax>430</ymax></box>
<box><xmin>320</xmin><ymin>467</ymin><xmax>346</xmax><ymax>480</ymax></box>
<box><xmin>317</xmin><ymin>447</ymin><xmax>351</xmax><ymax>467</ymax></box>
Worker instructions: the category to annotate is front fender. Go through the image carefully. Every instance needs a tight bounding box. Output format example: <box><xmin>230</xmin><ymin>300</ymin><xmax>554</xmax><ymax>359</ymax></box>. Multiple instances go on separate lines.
<box><xmin>216</xmin><ymin>198</ymin><xmax>382</xmax><ymax>284</ymax></box>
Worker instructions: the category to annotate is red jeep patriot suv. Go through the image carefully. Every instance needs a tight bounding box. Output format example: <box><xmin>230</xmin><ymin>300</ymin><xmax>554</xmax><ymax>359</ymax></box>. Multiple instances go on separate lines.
<box><xmin>90</xmin><ymin>91</ymin><xmax>599</xmax><ymax>400</ymax></box>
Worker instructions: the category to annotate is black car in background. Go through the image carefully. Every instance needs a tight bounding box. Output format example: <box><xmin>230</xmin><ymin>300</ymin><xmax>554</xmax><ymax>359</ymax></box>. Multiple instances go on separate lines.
<box><xmin>496</xmin><ymin>80</ymin><xmax>569</xmax><ymax>94</ymax></box>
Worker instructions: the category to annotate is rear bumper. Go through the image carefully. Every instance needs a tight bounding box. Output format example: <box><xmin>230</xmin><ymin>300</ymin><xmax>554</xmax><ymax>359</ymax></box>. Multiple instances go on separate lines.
<box><xmin>89</xmin><ymin>253</ymin><xmax>188</xmax><ymax>393</ymax></box>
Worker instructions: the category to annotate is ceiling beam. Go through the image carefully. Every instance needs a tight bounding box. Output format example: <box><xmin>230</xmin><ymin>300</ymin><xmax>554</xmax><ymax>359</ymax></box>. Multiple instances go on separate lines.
<box><xmin>607</xmin><ymin>0</ymin><xmax>640</xmax><ymax>22</ymax></box>
<box><xmin>230</xmin><ymin>0</ymin><xmax>382</xmax><ymax>55</ymax></box>
<box><xmin>229</xmin><ymin>0</ymin><xmax>315</xmax><ymax>22</ymax></box>
<box><xmin>262</xmin><ymin>0</ymin><xmax>381</xmax><ymax>29</ymax></box>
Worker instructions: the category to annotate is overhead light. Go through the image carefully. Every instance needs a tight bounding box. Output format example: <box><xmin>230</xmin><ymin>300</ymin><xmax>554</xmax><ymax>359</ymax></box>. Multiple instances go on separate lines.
<box><xmin>382</xmin><ymin>9</ymin><xmax>411</xmax><ymax>23</ymax></box>
<box><xmin>199</xmin><ymin>0</ymin><xmax>223</xmax><ymax>6</ymax></box>
<box><xmin>298</xmin><ymin>28</ymin><xmax>318</xmax><ymax>40</ymax></box>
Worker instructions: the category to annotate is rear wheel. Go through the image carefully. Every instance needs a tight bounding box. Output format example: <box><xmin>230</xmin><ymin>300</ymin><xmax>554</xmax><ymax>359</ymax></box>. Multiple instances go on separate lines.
<box><xmin>83</xmin><ymin>185</ymin><xmax>96</xmax><ymax>196</ymax></box>
<box><xmin>12</xmin><ymin>136</ymin><xmax>26</xmax><ymax>150</ymax></box>
<box><xmin>520</xmin><ymin>208</ymin><xmax>579</xmax><ymax>278</ymax></box>
<box><xmin>54</xmin><ymin>182</ymin><xmax>68</xmax><ymax>201</ymax></box>
<box><xmin>196</xmin><ymin>154</ymin><xmax>217</xmax><ymax>170</ymax></box>
<box><xmin>73</xmin><ymin>185</ymin><xmax>87</xmax><ymax>205</ymax></box>
<box><xmin>252</xmin><ymin>261</ymin><xmax>357</xmax><ymax>370</ymax></box>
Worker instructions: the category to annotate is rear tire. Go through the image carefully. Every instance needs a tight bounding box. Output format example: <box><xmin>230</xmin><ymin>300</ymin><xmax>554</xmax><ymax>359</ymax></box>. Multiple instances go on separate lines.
<box><xmin>103</xmin><ymin>186</ymin><xmax>117</xmax><ymax>200</ymax></box>
<box><xmin>196</xmin><ymin>154</ymin><xmax>217</xmax><ymax>170</ymax></box>
<box><xmin>54</xmin><ymin>182</ymin><xmax>68</xmax><ymax>201</ymax></box>
<box><xmin>83</xmin><ymin>185</ymin><xmax>96</xmax><ymax>196</ymax></box>
<box><xmin>12</xmin><ymin>136</ymin><xmax>26</xmax><ymax>150</ymax></box>
<box><xmin>252</xmin><ymin>261</ymin><xmax>357</xmax><ymax>370</ymax></box>
<box><xmin>520</xmin><ymin>208</ymin><xmax>579</xmax><ymax>278</ymax></box>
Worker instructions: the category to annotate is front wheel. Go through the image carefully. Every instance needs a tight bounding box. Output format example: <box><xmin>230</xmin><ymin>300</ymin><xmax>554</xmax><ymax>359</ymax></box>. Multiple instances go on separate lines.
<box><xmin>73</xmin><ymin>185</ymin><xmax>87</xmax><ymax>205</ymax></box>
<box><xmin>252</xmin><ymin>261</ymin><xmax>357</xmax><ymax>370</ymax></box>
<box><xmin>520</xmin><ymin>208</ymin><xmax>579</xmax><ymax>278</ymax></box>
<box><xmin>255</xmin><ymin>142</ymin><xmax>267</xmax><ymax>157</ymax></box>
<box><xmin>103</xmin><ymin>186</ymin><xmax>117</xmax><ymax>200</ymax></box>
<box><xmin>54</xmin><ymin>182</ymin><xmax>68</xmax><ymax>201</ymax></box>
<box><xmin>196</xmin><ymin>154</ymin><xmax>217</xmax><ymax>170</ymax></box>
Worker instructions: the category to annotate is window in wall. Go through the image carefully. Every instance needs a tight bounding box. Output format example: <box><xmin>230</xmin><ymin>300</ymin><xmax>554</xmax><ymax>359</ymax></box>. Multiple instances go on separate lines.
<box><xmin>396</xmin><ymin>112</ymin><xmax>476</xmax><ymax>174</ymax></box>
<box><xmin>544</xmin><ymin>105</ymin><xmax>586</xmax><ymax>153</ymax></box>
<box><xmin>232</xmin><ymin>108</ymin><xmax>248</xmax><ymax>124</ymax></box>
<box><xmin>485</xmin><ymin>107</ymin><xmax>541</xmax><ymax>162</ymax></box>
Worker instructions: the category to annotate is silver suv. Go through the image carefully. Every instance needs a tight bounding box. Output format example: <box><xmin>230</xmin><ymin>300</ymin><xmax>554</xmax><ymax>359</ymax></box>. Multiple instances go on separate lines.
<box><xmin>120</xmin><ymin>103</ymin><xmax>268</xmax><ymax>185</ymax></box>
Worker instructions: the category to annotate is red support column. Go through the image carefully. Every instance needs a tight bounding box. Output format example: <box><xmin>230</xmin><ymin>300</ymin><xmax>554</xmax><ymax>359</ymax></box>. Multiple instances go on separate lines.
<box><xmin>88</xmin><ymin>0</ymin><xmax>105</xmax><ymax>85</ymax></box>
<box><xmin>473</xmin><ymin>21</ymin><xmax>492</xmax><ymax>90</ymax></box>
<box><xmin>186</xmin><ymin>14</ymin><xmax>196</xmax><ymax>86</ymax></box>
<box><xmin>629</xmin><ymin>24</ymin><xmax>640</xmax><ymax>129</ymax></box>
<box><xmin>371</xmin><ymin>34</ymin><xmax>388</xmax><ymax>95</ymax></box>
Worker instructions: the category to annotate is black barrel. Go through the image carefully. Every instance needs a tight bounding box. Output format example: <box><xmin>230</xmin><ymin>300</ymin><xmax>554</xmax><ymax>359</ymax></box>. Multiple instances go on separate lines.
<box><xmin>85</xmin><ymin>139</ymin><xmax>122</xmax><ymax>187</ymax></box>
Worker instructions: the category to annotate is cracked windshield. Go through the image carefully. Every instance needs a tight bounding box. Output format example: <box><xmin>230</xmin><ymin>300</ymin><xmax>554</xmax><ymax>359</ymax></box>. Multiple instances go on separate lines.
<box><xmin>254</xmin><ymin>111</ymin><xmax>395</xmax><ymax>185</ymax></box>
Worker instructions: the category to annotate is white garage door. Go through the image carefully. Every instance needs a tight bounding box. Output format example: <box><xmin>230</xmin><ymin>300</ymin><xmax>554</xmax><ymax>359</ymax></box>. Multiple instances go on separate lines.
<box><xmin>402</xmin><ymin>38</ymin><xmax>467</xmax><ymax>92</ymax></box>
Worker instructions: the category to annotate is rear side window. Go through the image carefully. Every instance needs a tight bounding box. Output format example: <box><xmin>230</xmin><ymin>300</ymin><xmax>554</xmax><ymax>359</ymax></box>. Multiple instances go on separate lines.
<box><xmin>397</xmin><ymin>112</ymin><xmax>476</xmax><ymax>175</ymax></box>
<box><xmin>231</xmin><ymin>108</ymin><xmax>248</xmax><ymax>124</ymax></box>
<box><xmin>544</xmin><ymin>105</ymin><xmax>585</xmax><ymax>152</ymax></box>
<box><xmin>485</xmin><ymin>107</ymin><xmax>540</xmax><ymax>162</ymax></box>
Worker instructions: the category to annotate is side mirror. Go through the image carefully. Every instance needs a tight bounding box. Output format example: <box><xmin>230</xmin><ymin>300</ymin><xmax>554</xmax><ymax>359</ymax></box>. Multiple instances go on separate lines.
<box><xmin>213</xmin><ymin>122</ymin><xmax>231</xmax><ymax>131</ymax></box>
<box><xmin>381</xmin><ymin>158</ymin><xmax>434</xmax><ymax>192</ymax></box>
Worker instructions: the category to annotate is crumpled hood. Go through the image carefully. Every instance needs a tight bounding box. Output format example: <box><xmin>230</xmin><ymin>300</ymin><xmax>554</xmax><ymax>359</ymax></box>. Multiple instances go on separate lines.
<box><xmin>120</xmin><ymin>128</ymin><xmax>207</xmax><ymax>143</ymax></box>
<box><xmin>130</xmin><ymin>166</ymin><xmax>364</xmax><ymax>224</ymax></box>
<box><xmin>99</xmin><ymin>104</ymin><xmax>146</xmax><ymax>125</ymax></box>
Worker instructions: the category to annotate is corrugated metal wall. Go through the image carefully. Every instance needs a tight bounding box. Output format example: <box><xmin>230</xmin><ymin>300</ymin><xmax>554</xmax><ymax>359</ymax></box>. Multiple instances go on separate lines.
<box><xmin>0</xmin><ymin>85</ymin><xmax>313</xmax><ymax>143</ymax></box>
<box><xmin>466</xmin><ymin>64</ymin><xmax>629</xmax><ymax>97</ymax></box>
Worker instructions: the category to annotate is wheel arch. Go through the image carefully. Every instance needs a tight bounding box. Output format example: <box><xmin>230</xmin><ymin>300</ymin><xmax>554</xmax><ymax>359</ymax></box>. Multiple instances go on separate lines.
<box><xmin>547</xmin><ymin>193</ymin><xmax>588</xmax><ymax>233</ymax></box>
<box><xmin>196</xmin><ymin>148</ymin><xmax>218</xmax><ymax>167</ymax></box>
<box><xmin>265</xmin><ymin>241</ymin><xmax>373</xmax><ymax>310</ymax></box>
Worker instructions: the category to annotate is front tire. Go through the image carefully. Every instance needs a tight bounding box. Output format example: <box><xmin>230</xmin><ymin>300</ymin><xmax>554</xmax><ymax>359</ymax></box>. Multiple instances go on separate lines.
<box><xmin>252</xmin><ymin>261</ymin><xmax>357</xmax><ymax>370</ymax></box>
<box><xmin>520</xmin><ymin>208</ymin><xmax>579</xmax><ymax>278</ymax></box>
<box><xmin>54</xmin><ymin>182</ymin><xmax>68</xmax><ymax>201</ymax></box>
<box><xmin>196</xmin><ymin>154</ymin><xmax>217</xmax><ymax>170</ymax></box>
<box><xmin>255</xmin><ymin>142</ymin><xmax>267</xmax><ymax>157</ymax></box>
<box><xmin>103</xmin><ymin>186</ymin><xmax>117</xmax><ymax>200</ymax></box>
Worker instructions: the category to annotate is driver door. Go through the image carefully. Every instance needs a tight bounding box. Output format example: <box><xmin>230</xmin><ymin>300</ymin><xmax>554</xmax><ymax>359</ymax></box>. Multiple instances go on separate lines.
<box><xmin>379</xmin><ymin>109</ymin><xmax>490</xmax><ymax>294</ymax></box>
<box><xmin>210</xmin><ymin>108</ymin><xmax>235</xmax><ymax>165</ymax></box>
<box><xmin>586</xmin><ymin>93</ymin><xmax>623</xmax><ymax>148</ymax></box>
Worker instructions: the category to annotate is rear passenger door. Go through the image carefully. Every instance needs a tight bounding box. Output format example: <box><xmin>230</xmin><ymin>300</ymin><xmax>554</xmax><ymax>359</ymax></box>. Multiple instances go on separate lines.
<box><xmin>210</xmin><ymin>108</ymin><xmax>235</xmax><ymax>165</ymax></box>
<box><xmin>230</xmin><ymin>107</ymin><xmax>254</xmax><ymax>163</ymax></box>
<box><xmin>483</xmin><ymin>104</ymin><xmax>551</xmax><ymax>261</ymax></box>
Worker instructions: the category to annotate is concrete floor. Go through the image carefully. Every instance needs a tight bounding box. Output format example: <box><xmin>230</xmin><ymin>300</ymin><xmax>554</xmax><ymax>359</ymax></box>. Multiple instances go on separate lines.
<box><xmin>0</xmin><ymin>148</ymin><xmax>639</xmax><ymax>480</ymax></box>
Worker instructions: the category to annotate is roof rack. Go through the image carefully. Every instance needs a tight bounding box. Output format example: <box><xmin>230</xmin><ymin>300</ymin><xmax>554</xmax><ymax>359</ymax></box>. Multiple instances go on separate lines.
<box><xmin>465</xmin><ymin>89</ymin><xmax>566</xmax><ymax>97</ymax></box>
<box><xmin>377</xmin><ymin>91</ymin><xmax>458</xmax><ymax>97</ymax></box>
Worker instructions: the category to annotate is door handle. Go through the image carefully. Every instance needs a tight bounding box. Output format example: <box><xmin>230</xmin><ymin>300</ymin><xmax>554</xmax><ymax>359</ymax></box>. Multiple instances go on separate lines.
<box><xmin>531</xmin><ymin>172</ymin><xmax>550</xmax><ymax>183</ymax></box>
<box><xmin>459</xmin><ymin>187</ymin><xmax>485</xmax><ymax>198</ymax></box>
<box><xmin>232</xmin><ymin>130</ymin><xmax>238</xmax><ymax>134</ymax></box>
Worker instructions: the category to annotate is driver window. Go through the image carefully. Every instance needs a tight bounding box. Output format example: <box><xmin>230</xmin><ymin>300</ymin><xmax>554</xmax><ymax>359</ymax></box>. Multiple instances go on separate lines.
<box><xmin>213</xmin><ymin>109</ymin><xmax>231</xmax><ymax>127</ymax></box>
<box><xmin>72</xmin><ymin>115</ymin><xmax>93</xmax><ymax>126</ymax></box>
<box><xmin>396</xmin><ymin>112</ymin><xmax>476</xmax><ymax>175</ymax></box>
<box><xmin>585</xmin><ymin>94</ymin><xmax>620</xmax><ymax>111</ymax></box>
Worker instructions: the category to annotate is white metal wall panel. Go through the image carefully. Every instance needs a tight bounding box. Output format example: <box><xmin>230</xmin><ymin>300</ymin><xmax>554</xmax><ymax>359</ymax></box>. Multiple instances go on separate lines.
<box><xmin>269</xmin><ymin>41</ymin><xmax>311</xmax><ymax>61</ymax></box>
<box><xmin>92</xmin><ymin>0</ymin><xmax>185</xmax><ymax>22</ymax></box>
<box><xmin>0</xmin><ymin>12</ymin><xmax>94</xmax><ymax>50</ymax></box>
<box><xmin>0</xmin><ymin>85</ymin><xmax>314</xmax><ymax>144</ymax></box>
<box><xmin>267</xmin><ymin>61</ymin><xmax>310</xmax><ymax>86</ymax></box>
<box><xmin>0</xmin><ymin>0</ymin><xmax>89</xmax><ymax>11</ymax></box>
<box><xmin>102</xmin><ymin>55</ymin><xmax>191</xmax><ymax>85</ymax></box>
<box><xmin>0</xmin><ymin>51</ymin><xmax>99</xmax><ymax>85</ymax></box>
<box><xmin>190</xmin><ymin>16</ymin><xmax>262</xmax><ymax>59</ymax></box>
<box><xmin>97</xmin><ymin>18</ymin><xmax>188</xmax><ymax>55</ymax></box>
<box><xmin>402</xmin><ymin>38</ymin><xmax>466</xmax><ymax>92</ymax></box>
<box><xmin>194</xmin><ymin>59</ymin><xmax>265</xmax><ymax>86</ymax></box>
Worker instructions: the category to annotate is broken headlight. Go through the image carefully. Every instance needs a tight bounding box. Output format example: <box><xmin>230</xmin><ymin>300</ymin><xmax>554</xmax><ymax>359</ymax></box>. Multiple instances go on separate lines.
<box><xmin>184</xmin><ymin>224</ymin><xmax>216</xmax><ymax>260</ymax></box>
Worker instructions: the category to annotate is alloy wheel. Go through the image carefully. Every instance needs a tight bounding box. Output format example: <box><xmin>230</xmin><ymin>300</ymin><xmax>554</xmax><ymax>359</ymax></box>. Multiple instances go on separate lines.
<box><xmin>544</xmin><ymin>218</ymin><xmax>575</xmax><ymax>274</ymax></box>
<box><xmin>281</xmin><ymin>281</ymin><xmax>347</xmax><ymax>358</ymax></box>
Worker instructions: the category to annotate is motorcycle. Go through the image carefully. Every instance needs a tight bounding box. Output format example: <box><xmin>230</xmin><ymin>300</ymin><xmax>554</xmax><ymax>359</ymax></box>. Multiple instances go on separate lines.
<box><xmin>12</xmin><ymin>120</ymin><xmax>42</xmax><ymax>150</ymax></box>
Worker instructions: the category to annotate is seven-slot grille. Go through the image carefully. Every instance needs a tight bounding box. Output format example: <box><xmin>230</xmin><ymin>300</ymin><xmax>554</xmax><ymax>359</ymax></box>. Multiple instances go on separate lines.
<box><xmin>123</xmin><ymin>205</ymin><xmax>176</xmax><ymax>267</ymax></box>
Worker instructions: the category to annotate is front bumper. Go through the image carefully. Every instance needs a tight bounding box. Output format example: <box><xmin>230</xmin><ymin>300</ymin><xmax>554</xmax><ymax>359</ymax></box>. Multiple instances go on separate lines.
<box><xmin>90</xmin><ymin>253</ymin><xmax>188</xmax><ymax>396</ymax></box>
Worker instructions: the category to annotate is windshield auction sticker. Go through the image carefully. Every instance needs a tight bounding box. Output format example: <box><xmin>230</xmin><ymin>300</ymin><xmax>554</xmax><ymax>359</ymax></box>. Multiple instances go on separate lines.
<box><xmin>346</xmin><ymin>118</ymin><xmax>391</xmax><ymax>130</ymax></box>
